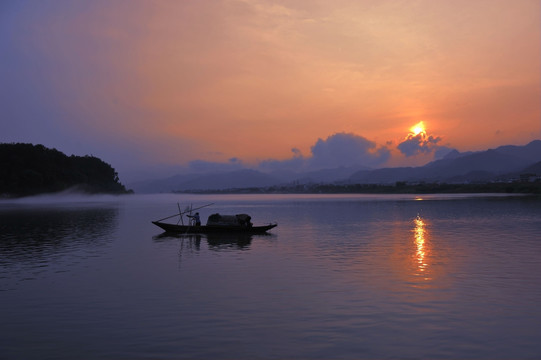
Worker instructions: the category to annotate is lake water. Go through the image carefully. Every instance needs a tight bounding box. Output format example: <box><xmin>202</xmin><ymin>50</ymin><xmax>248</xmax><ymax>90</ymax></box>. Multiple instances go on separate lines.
<box><xmin>1</xmin><ymin>193</ymin><xmax>540</xmax><ymax>359</ymax></box>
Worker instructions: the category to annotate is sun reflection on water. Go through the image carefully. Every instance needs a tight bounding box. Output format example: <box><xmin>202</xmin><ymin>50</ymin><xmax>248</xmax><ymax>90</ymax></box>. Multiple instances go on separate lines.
<box><xmin>413</xmin><ymin>214</ymin><xmax>428</xmax><ymax>274</ymax></box>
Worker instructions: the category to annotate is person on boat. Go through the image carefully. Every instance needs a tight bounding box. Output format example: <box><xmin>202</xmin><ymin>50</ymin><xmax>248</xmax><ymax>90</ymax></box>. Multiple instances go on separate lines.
<box><xmin>237</xmin><ymin>214</ymin><xmax>253</xmax><ymax>228</ymax></box>
<box><xmin>187</xmin><ymin>212</ymin><xmax>201</xmax><ymax>226</ymax></box>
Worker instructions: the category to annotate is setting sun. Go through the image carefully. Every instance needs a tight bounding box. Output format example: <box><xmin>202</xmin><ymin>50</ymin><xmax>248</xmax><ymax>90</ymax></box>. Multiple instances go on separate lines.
<box><xmin>410</xmin><ymin>122</ymin><xmax>426</xmax><ymax>136</ymax></box>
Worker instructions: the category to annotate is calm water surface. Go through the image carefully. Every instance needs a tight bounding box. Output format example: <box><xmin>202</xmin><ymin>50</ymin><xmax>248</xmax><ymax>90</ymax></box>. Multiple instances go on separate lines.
<box><xmin>1</xmin><ymin>193</ymin><xmax>540</xmax><ymax>359</ymax></box>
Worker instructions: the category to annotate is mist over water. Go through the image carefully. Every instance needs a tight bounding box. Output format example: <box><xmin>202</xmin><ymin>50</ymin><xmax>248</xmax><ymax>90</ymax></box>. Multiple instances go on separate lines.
<box><xmin>1</xmin><ymin>193</ymin><xmax>540</xmax><ymax>359</ymax></box>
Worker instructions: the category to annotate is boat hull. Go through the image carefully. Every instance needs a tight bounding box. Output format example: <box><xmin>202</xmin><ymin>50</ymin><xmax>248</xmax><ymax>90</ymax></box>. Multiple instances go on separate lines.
<box><xmin>152</xmin><ymin>221</ymin><xmax>277</xmax><ymax>234</ymax></box>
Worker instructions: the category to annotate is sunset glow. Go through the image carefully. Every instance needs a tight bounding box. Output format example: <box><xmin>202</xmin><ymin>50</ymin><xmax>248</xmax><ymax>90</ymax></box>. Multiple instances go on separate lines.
<box><xmin>1</xmin><ymin>0</ymin><xmax>539</xmax><ymax>180</ymax></box>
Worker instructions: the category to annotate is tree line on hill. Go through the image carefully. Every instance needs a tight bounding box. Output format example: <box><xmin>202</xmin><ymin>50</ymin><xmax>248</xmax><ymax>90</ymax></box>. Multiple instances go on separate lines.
<box><xmin>0</xmin><ymin>143</ymin><xmax>132</xmax><ymax>197</ymax></box>
<box><xmin>177</xmin><ymin>181</ymin><xmax>541</xmax><ymax>195</ymax></box>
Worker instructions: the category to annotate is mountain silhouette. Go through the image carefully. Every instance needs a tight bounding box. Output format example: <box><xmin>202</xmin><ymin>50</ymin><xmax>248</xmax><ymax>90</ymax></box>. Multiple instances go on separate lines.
<box><xmin>350</xmin><ymin>140</ymin><xmax>541</xmax><ymax>184</ymax></box>
<box><xmin>131</xmin><ymin>169</ymin><xmax>281</xmax><ymax>192</ymax></box>
<box><xmin>176</xmin><ymin>169</ymin><xmax>281</xmax><ymax>190</ymax></box>
<box><xmin>520</xmin><ymin>160</ymin><xmax>541</xmax><ymax>174</ymax></box>
<box><xmin>129</xmin><ymin>140</ymin><xmax>541</xmax><ymax>192</ymax></box>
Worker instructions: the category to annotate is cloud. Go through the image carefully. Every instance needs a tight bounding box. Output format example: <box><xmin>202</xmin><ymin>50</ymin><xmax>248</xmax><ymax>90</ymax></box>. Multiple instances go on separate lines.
<box><xmin>308</xmin><ymin>132</ymin><xmax>390</xmax><ymax>169</ymax></box>
<box><xmin>257</xmin><ymin>148</ymin><xmax>305</xmax><ymax>172</ymax></box>
<box><xmin>129</xmin><ymin>130</ymin><xmax>456</xmax><ymax>181</ymax></box>
<box><xmin>254</xmin><ymin>133</ymin><xmax>391</xmax><ymax>173</ymax></box>
<box><xmin>397</xmin><ymin>132</ymin><xmax>442</xmax><ymax>157</ymax></box>
<box><xmin>188</xmin><ymin>158</ymin><xmax>244</xmax><ymax>173</ymax></box>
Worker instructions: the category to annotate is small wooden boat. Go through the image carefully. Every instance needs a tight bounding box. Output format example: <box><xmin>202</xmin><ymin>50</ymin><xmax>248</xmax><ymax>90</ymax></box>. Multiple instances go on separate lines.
<box><xmin>152</xmin><ymin>203</ymin><xmax>277</xmax><ymax>234</ymax></box>
<box><xmin>151</xmin><ymin>221</ymin><xmax>277</xmax><ymax>234</ymax></box>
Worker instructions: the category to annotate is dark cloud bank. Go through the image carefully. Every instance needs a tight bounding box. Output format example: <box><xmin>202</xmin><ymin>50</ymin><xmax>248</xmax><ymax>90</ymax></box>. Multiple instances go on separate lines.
<box><xmin>177</xmin><ymin>132</ymin><xmax>451</xmax><ymax>176</ymax></box>
<box><xmin>189</xmin><ymin>132</ymin><xmax>392</xmax><ymax>175</ymax></box>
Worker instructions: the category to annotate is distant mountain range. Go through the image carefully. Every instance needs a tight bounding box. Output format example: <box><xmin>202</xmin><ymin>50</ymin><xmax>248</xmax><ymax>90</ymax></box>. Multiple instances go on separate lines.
<box><xmin>349</xmin><ymin>140</ymin><xmax>541</xmax><ymax>184</ymax></box>
<box><xmin>129</xmin><ymin>140</ymin><xmax>541</xmax><ymax>193</ymax></box>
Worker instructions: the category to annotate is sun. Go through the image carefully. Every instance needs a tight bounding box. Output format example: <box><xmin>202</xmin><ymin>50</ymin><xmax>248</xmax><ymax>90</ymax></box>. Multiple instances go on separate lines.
<box><xmin>410</xmin><ymin>121</ymin><xmax>426</xmax><ymax>136</ymax></box>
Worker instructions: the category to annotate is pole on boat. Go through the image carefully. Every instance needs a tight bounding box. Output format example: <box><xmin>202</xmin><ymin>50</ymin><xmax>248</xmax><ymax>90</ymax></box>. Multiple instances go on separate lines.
<box><xmin>187</xmin><ymin>203</ymin><xmax>193</xmax><ymax>229</ymax></box>
<box><xmin>154</xmin><ymin>202</ymin><xmax>215</xmax><ymax>223</ymax></box>
<box><xmin>186</xmin><ymin>203</ymin><xmax>214</xmax><ymax>214</ymax></box>
<box><xmin>155</xmin><ymin>212</ymin><xmax>182</xmax><ymax>223</ymax></box>
<box><xmin>177</xmin><ymin>203</ymin><xmax>184</xmax><ymax>225</ymax></box>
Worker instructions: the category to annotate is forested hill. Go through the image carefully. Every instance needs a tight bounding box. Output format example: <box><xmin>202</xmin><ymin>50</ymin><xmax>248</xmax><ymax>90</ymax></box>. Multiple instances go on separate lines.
<box><xmin>0</xmin><ymin>143</ymin><xmax>132</xmax><ymax>197</ymax></box>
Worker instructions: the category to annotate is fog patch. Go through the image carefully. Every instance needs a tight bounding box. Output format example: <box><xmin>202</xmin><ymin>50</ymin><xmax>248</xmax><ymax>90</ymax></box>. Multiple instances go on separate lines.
<box><xmin>0</xmin><ymin>187</ymin><xmax>130</xmax><ymax>206</ymax></box>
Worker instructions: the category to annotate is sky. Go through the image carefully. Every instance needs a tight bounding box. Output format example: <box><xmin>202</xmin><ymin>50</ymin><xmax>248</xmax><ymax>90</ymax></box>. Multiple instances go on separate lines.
<box><xmin>1</xmin><ymin>0</ymin><xmax>540</xmax><ymax>182</ymax></box>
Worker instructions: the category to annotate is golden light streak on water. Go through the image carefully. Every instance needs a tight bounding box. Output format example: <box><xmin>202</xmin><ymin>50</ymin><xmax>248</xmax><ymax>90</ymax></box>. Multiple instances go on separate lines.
<box><xmin>413</xmin><ymin>214</ymin><xmax>428</xmax><ymax>274</ymax></box>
